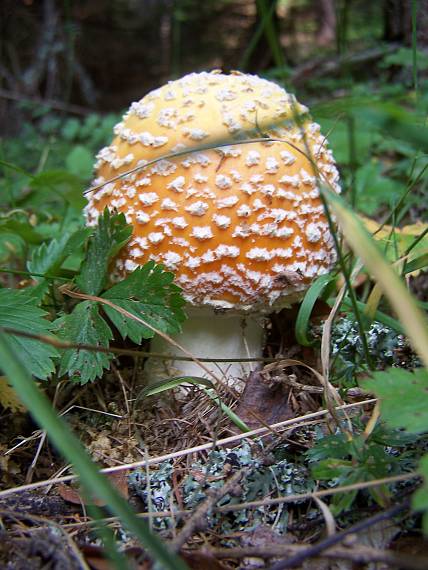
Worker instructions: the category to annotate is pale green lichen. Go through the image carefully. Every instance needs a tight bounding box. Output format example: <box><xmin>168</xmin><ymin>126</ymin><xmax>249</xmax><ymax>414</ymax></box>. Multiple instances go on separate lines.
<box><xmin>128</xmin><ymin>442</ymin><xmax>310</xmax><ymax>534</ymax></box>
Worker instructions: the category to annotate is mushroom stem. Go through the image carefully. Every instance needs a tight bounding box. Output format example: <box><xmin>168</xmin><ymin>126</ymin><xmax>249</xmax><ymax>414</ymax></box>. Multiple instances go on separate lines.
<box><xmin>145</xmin><ymin>308</ymin><xmax>266</xmax><ymax>386</ymax></box>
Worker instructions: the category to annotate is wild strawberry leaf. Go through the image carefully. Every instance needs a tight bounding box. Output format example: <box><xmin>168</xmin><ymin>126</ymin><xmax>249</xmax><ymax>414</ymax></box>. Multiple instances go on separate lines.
<box><xmin>0</xmin><ymin>289</ymin><xmax>58</xmax><ymax>380</ymax></box>
<box><xmin>308</xmin><ymin>432</ymin><xmax>399</xmax><ymax>514</ymax></box>
<box><xmin>101</xmin><ymin>262</ymin><xmax>186</xmax><ymax>344</ymax></box>
<box><xmin>27</xmin><ymin>228</ymin><xmax>90</xmax><ymax>279</ymax></box>
<box><xmin>54</xmin><ymin>301</ymin><xmax>113</xmax><ymax>384</ymax></box>
<box><xmin>364</xmin><ymin>368</ymin><xmax>428</xmax><ymax>434</ymax></box>
<box><xmin>306</xmin><ymin>432</ymin><xmax>351</xmax><ymax>462</ymax></box>
<box><xmin>75</xmin><ymin>209</ymin><xmax>132</xmax><ymax>296</ymax></box>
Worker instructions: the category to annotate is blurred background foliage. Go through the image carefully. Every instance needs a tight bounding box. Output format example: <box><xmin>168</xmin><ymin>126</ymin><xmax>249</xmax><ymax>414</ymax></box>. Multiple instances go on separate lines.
<box><xmin>1</xmin><ymin>0</ymin><xmax>427</xmax><ymax>280</ymax></box>
<box><xmin>1</xmin><ymin>0</ymin><xmax>427</xmax><ymax>216</ymax></box>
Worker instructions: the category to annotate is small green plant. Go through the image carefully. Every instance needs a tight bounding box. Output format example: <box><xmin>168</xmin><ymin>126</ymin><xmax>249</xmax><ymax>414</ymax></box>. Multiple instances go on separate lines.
<box><xmin>0</xmin><ymin>112</ymin><xmax>119</xmax><ymax>270</ymax></box>
<box><xmin>364</xmin><ymin>368</ymin><xmax>428</xmax><ymax>531</ymax></box>
<box><xmin>0</xmin><ymin>288</ymin><xmax>59</xmax><ymax>379</ymax></box>
<box><xmin>0</xmin><ymin>209</ymin><xmax>186</xmax><ymax>384</ymax></box>
<box><xmin>307</xmin><ymin>423</ymin><xmax>417</xmax><ymax>514</ymax></box>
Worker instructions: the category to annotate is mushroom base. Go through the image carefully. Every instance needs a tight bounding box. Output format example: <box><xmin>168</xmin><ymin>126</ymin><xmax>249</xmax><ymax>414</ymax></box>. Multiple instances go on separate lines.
<box><xmin>145</xmin><ymin>309</ymin><xmax>266</xmax><ymax>388</ymax></box>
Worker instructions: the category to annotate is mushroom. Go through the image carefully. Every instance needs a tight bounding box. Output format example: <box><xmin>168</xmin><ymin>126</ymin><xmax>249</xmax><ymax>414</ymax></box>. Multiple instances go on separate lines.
<box><xmin>84</xmin><ymin>71</ymin><xmax>340</xmax><ymax>385</ymax></box>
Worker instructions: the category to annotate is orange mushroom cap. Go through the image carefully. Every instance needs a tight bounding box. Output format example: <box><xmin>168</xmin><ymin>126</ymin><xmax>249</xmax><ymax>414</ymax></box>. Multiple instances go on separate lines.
<box><xmin>85</xmin><ymin>71</ymin><xmax>340</xmax><ymax>312</ymax></box>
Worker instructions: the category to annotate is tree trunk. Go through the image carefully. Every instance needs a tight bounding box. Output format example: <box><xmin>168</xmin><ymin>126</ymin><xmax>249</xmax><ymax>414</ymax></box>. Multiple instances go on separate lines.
<box><xmin>383</xmin><ymin>0</ymin><xmax>428</xmax><ymax>46</ymax></box>
<box><xmin>317</xmin><ymin>0</ymin><xmax>336</xmax><ymax>46</ymax></box>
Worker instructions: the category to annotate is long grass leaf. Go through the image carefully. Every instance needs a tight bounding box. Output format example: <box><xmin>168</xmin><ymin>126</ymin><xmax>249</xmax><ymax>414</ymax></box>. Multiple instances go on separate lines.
<box><xmin>0</xmin><ymin>330</ymin><xmax>189</xmax><ymax>570</ymax></box>
<box><xmin>140</xmin><ymin>376</ymin><xmax>251</xmax><ymax>432</ymax></box>
<box><xmin>412</xmin><ymin>0</ymin><xmax>418</xmax><ymax>95</ymax></box>
<box><xmin>255</xmin><ymin>0</ymin><xmax>285</xmax><ymax>70</ymax></box>
<box><xmin>295</xmin><ymin>273</ymin><xmax>335</xmax><ymax>346</ymax></box>
<box><xmin>322</xmin><ymin>191</ymin><xmax>428</xmax><ymax>369</ymax></box>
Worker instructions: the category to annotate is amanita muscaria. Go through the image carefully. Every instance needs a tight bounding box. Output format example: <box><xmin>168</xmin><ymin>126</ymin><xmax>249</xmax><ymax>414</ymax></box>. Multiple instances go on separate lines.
<box><xmin>84</xmin><ymin>71</ymin><xmax>340</xmax><ymax>384</ymax></box>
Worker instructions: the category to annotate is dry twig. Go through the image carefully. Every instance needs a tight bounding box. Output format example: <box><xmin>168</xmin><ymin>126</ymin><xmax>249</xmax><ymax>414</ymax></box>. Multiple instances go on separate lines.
<box><xmin>268</xmin><ymin>500</ymin><xmax>410</xmax><ymax>569</ymax></box>
<box><xmin>205</xmin><ymin>542</ymin><xmax>428</xmax><ymax>570</ymax></box>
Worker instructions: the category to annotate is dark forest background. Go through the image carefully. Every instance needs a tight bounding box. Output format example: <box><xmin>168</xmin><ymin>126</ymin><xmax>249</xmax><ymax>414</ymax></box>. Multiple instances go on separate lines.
<box><xmin>1</xmin><ymin>0</ymin><xmax>427</xmax><ymax>135</ymax></box>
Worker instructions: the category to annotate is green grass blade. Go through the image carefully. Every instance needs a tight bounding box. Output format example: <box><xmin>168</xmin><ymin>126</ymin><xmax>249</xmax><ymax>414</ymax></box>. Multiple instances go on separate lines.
<box><xmin>412</xmin><ymin>0</ymin><xmax>418</xmax><ymax>95</ymax></box>
<box><xmin>141</xmin><ymin>376</ymin><xmax>251</xmax><ymax>433</ymax></box>
<box><xmin>85</xmin><ymin>501</ymin><xmax>132</xmax><ymax>570</ymax></box>
<box><xmin>404</xmin><ymin>253</ymin><xmax>428</xmax><ymax>275</ymax></box>
<box><xmin>0</xmin><ymin>158</ymin><xmax>33</xmax><ymax>178</ymax></box>
<box><xmin>201</xmin><ymin>388</ymin><xmax>251</xmax><ymax>433</ymax></box>
<box><xmin>255</xmin><ymin>0</ymin><xmax>285</xmax><ymax>70</ymax></box>
<box><xmin>317</xmin><ymin>190</ymin><xmax>373</xmax><ymax>368</ymax></box>
<box><xmin>295</xmin><ymin>273</ymin><xmax>335</xmax><ymax>346</ymax></box>
<box><xmin>139</xmin><ymin>376</ymin><xmax>214</xmax><ymax>398</ymax></box>
<box><xmin>240</xmin><ymin>0</ymin><xmax>277</xmax><ymax>70</ymax></box>
<box><xmin>322</xmin><ymin>190</ymin><xmax>428</xmax><ymax>369</ymax></box>
<box><xmin>0</xmin><ymin>330</ymin><xmax>189</xmax><ymax>570</ymax></box>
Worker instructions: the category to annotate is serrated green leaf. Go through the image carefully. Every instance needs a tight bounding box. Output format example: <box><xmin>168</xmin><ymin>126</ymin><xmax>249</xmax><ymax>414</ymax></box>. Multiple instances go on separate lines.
<box><xmin>28</xmin><ymin>236</ymin><xmax>69</xmax><ymax>277</ymax></box>
<box><xmin>364</xmin><ymin>368</ymin><xmax>428</xmax><ymax>434</ymax></box>
<box><xmin>0</xmin><ymin>289</ymin><xmax>58</xmax><ymax>380</ymax></box>
<box><xmin>54</xmin><ymin>301</ymin><xmax>113</xmax><ymax>384</ymax></box>
<box><xmin>102</xmin><ymin>262</ymin><xmax>186</xmax><ymax>343</ymax></box>
<box><xmin>306</xmin><ymin>432</ymin><xmax>351</xmax><ymax>462</ymax></box>
<box><xmin>311</xmin><ymin>458</ymin><xmax>353</xmax><ymax>479</ymax></box>
<box><xmin>62</xmin><ymin>227</ymin><xmax>92</xmax><ymax>257</ymax></box>
<box><xmin>25</xmin><ymin>280</ymin><xmax>51</xmax><ymax>303</ymax></box>
<box><xmin>332</xmin><ymin>487</ymin><xmax>359</xmax><ymax>514</ymax></box>
<box><xmin>309</xmin><ymin>432</ymin><xmax>398</xmax><ymax>514</ymax></box>
<box><xmin>27</xmin><ymin>228</ymin><xmax>90</xmax><ymax>280</ymax></box>
<box><xmin>371</xmin><ymin>422</ymin><xmax>418</xmax><ymax>447</ymax></box>
<box><xmin>76</xmin><ymin>209</ymin><xmax>132</xmax><ymax>296</ymax></box>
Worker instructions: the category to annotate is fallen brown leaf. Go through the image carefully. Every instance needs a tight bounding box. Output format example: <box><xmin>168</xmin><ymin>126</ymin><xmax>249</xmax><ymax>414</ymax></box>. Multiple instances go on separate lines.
<box><xmin>58</xmin><ymin>470</ymin><xmax>129</xmax><ymax>507</ymax></box>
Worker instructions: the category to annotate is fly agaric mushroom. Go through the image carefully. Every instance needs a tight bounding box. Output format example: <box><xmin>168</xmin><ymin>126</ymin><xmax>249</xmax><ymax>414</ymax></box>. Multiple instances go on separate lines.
<box><xmin>84</xmin><ymin>71</ymin><xmax>340</xmax><ymax>384</ymax></box>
